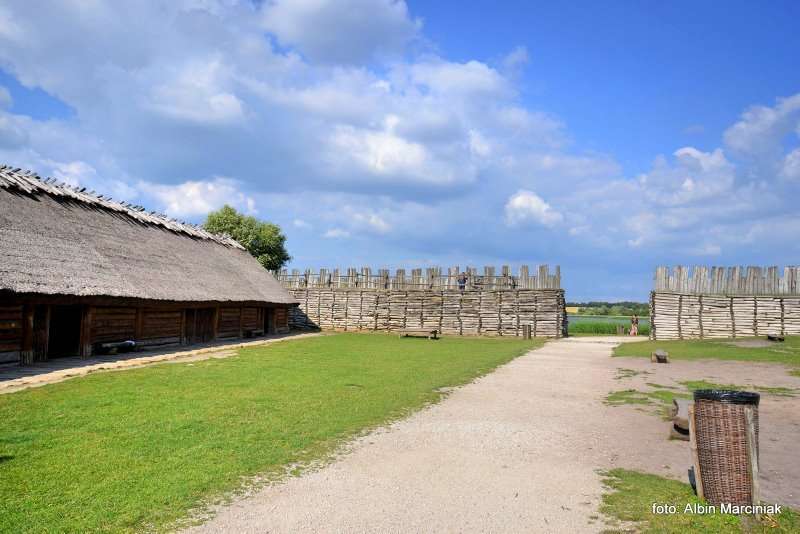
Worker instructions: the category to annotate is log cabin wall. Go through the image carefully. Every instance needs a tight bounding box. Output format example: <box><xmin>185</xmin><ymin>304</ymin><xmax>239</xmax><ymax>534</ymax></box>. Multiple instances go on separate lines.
<box><xmin>0</xmin><ymin>297</ymin><xmax>294</xmax><ymax>364</ymax></box>
<box><xmin>650</xmin><ymin>266</ymin><xmax>800</xmax><ymax>340</ymax></box>
<box><xmin>0</xmin><ymin>305</ymin><xmax>24</xmax><ymax>363</ymax></box>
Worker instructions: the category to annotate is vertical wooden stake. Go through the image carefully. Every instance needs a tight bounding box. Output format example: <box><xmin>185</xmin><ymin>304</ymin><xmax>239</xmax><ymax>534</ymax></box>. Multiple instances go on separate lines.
<box><xmin>180</xmin><ymin>309</ymin><xmax>187</xmax><ymax>345</ymax></box>
<box><xmin>698</xmin><ymin>295</ymin><xmax>704</xmax><ymax>339</ymax></box>
<box><xmin>20</xmin><ymin>304</ymin><xmax>34</xmax><ymax>365</ymax></box>
<box><xmin>744</xmin><ymin>406</ymin><xmax>760</xmax><ymax>505</ymax></box>
<box><xmin>79</xmin><ymin>306</ymin><xmax>93</xmax><ymax>358</ymax></box>
<box><xmin>688</xmin><ymin>404</ymin><xmax>704</xmax><ymax>500</ymax></box>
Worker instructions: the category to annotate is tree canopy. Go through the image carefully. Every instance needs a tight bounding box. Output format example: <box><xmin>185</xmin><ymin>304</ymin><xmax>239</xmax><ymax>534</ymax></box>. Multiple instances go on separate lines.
<box><xmin>203</xmin><ymin>205</ymin><xmax>290</xmax><ymax>271</ymax></box>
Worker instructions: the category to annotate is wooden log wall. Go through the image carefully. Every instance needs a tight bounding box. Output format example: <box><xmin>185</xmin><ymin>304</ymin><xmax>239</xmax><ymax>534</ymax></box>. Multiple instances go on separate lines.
<box><xmin>287</xmin><ymin>288</ymin><xmax>566</xmax><ymax>338</ymax></box>
<box><xmin>0</xmin><ymin>304</ymin><xmax>23</xmax><ymax>363</ymax></box>
<box><xmin>651</xmin><ymin>266</ymin><xmax>800</xmax><ymax>340</ymax></box>
<box><xmin>275</xmin><ymin>264</ymin><xmax>561</xmax><ymax>291</ymax></box>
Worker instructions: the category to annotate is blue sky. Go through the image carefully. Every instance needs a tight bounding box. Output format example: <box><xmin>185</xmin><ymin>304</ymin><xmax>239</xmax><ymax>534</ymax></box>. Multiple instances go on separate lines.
<box><xmin>1</xmin><ymin>1</ymin><xmax>799</xmax><ymax>301</ymax></box>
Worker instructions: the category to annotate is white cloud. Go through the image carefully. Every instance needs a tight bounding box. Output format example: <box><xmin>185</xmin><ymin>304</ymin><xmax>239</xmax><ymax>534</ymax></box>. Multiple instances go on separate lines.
<box><xmin>0</xmin><ymin>86</ymin><xmax>11</xmax><ymax>108</ymax></box>
<box><xmin>351</xmin><ymin>210</ymin><xmax>391</xmax><ymax>233</ymax></box>
<box><xmin>501</xmin><ymin>46</ymin><xmax>529</xmax><ymax>73</ymax></box>
<box><xmin>0</xmin><ymin>2</ymin><xmax>798</xmax><ymax>299</ymax></box>
<box><xmin>49</xmin><ymin>160</ymin><xmax>98</xmax><ymax>188</ymax></box>
<box><xmin>780</xmin><ymin>148</ymin><xmax>800</xmax><ymax>181</ymax></box>
<box><xmin>140</xmin><ymin>177</ymin><xmax>255</xmax><ymax>218</ymax></box>
<box><xmin>639</xmin><ymin>147</ymin><xmax>735</xmax><ymax>206</ymax></box>
<box><xmin>409</xmin><ymin>59</ymin><xmax>510</xmax><ymax>97</ymax></box>
<box><xmin>723</xmin><ymin>94</ymin><xmax>800</xmax><ymax>158</ymax></box>
<box><xmin>504</xmin><ymin>190</ymin><xmax>563</xmax><ymax>227</ymax></box>
<box><xmin>0</xmin><ymin>113</ymin><xmax>28</xmax><ymax>148</ymax></box>
<box><xmin>261</xmin><ymin>0</ymin><xmax>419</xmax><ymax>64</ymax></box>
<box><xmin>147</xmin><ymin>57</ymin><xmax>244</xmax><ymax>124</ymax></box>
<box><xmin>323</xmin><ymin>228</ymin><xmax>351</xmax><ymax>239</ymax></box>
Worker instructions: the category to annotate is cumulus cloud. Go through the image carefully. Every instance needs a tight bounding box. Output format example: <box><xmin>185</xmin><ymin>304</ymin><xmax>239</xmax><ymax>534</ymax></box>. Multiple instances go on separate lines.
<box><xmin>0</xmin><ymin>86</ymin><xmax>11</xmax><ymax>108</ymax></box>
<box><xmin>0</xmin><ymin>2</ymin><xmax>798</xmax><ymax>299</ymax></box>
<box><xmin>323</xmin><ymin>228</ymin><xmax>351</xmax><ymax>239</ymax></box>
<box><xmin>723</xmin><ymin>94</ymin><xmax>800</xmax><ymax>158</ymax></box>
<box><xmin>639</xmin><ymin>147</ymin><xmax>735</xmax><ymax>206</ymax></box>
<box><xmin>780</xmin><ymin>148</ymin><xmax>800</xmax><ymax>181</ymax></box>
<box><xmin>504</xmin><ymin>190</ymin><xmax>563</xmax><ymax>227</ymax></box>
<box><xmin>261</xmin><ymin>0</ymin><xmax>419</xmax><ymax>64</ymax></box>
<box><xmin>140</xmin><ymin>177</ymin><xmax>256</xmax><ymax>218</ymax></box>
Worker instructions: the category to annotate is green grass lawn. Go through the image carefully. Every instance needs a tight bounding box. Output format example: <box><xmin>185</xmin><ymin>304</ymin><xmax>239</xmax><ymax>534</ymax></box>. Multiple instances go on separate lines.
<box><xmin>601</xmin><ymin>469</ymin><xmax>799</xmax><ymax>533</ymax></box>
<box><xmin>605</xmin><ymin>379</ymin><xmax>796</xmax><ymax>420</ymax></box>
<box><xmin>0</xmin><ymin>333</ymin><xmax>541</xmax><ymax>533</ymax></box>
<box><xmin>613</xmin><ymin>336</ymin><xmax>800</xmax><ymax>367</ymax></box>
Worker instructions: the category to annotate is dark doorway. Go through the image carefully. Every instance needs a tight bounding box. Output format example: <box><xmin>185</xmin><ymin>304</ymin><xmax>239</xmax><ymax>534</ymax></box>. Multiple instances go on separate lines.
<box><xmin>48</xmin><ymin>305</ymin><xmax>82</xmax><ymax>358</ymax></box>
<box><xmin>32</xmin><ymin>305</ymin><xmax>49</xmax><ymax>360</ymax></box>
<box><xmin>184</xmin><ymin>309</ymin><xmax>196</xmax><ymax>344</ymax></box>
<box><xmin>192</xmin><ymin>308</ymin><xmax>216</xmax><ymax>343</ymax></box>
<box><xmin>264</xmin><ymin>308</ymin><xmax>275</xmax><ymax>335</ymax></box>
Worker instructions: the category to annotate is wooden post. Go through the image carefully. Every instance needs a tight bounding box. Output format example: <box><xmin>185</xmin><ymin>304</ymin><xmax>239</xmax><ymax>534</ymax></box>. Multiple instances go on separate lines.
<box><xmin>729</xmin><ymin>297</ymin><xmax>736</xmax><ymax>339</ymax></box>
<box><xmin>649</xmin><ymin>291</ymin><xmax>656</xmax><ymax>340</ymax></box>
<box><xmin>753</xmin><ymin>297</ymin><xmax>758</xmax><ymax>337</ymax></box>
<box><xmin>20</xmin><ymin>304</ymin><xmax>34</xmax><ymax>365</ymax></box>
<box><xmin>135</xmin><ymin>307</ymin><xmax>144</xmax><ymax>342</ymax></box>
<box><xmin>212</xmin><ymin>306</ymin><xmax>219</xmax><ymax>340</ymax></box>
<box><xmin>698</xmin><ymin>295</ymin><xmax>704</xmax><ymax>339</ymax></box>
<box><xmin>79</xmin><ymin>306</ymin><xmax>93</xmax><ymax>358</ymax></box>
<box><xmin>677</xmin><ymin>295</ymin><xmax>683</xmax><ymax>340</ymax></box>
<box><xmin>180</xmin><ymin>309</ymin><xmax>187</xmax><ymax>345</ymax></box>
<box><xmin>688</xmin><ymin>404</ymin><xmax>704</xmax><ymax>499</ymax></box>
<box><xmin>744</xmin><ymin>406</ymin><xmax>760</xmax><ymax>505</ymax></box>
<box><xmin>497</xmin><ymin>291</ymin><xmax>502</xmax><ymax>336</ymax></box>
<box><xmin>343</xmin><ymin>291</ymin><xmax>349</xmax><ymax>331</ymax></box>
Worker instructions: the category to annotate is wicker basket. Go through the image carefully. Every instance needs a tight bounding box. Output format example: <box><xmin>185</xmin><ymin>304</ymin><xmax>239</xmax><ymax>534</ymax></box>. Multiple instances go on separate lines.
<box><xmin>693</xmin><ymin>390</ymin><xmax>760</xmax><ymax>506</ymax></box>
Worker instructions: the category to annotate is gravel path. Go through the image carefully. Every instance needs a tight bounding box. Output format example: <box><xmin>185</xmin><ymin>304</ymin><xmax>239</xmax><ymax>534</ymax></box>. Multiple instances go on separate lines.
<box><xmin>187</xmin><ymin>336</ymin><xmax>800</xmax><ymax>533</ymax></box>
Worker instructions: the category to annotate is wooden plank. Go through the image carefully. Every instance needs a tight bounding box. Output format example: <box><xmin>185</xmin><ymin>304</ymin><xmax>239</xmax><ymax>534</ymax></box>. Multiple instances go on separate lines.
<box><xmin>79</xmin><ymin>306</ymin><xmax>94</xmax><ymax>358</ymax></box>
<box><xmin>688</xmin><ymin>404</ymin><xmax>704</xmax><ymax>499</ymax></box>
<box><xmin>745</xmin><ymin>406</ymin><xmax>760</xmax><ymax>505</ymax></box>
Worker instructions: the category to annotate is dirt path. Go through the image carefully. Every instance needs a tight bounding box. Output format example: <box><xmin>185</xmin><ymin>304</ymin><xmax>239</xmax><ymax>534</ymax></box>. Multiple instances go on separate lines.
<box><xmin>187</xmin><ymin>336</ymin><xmax>800</xmax><ymax>533</ymax></box>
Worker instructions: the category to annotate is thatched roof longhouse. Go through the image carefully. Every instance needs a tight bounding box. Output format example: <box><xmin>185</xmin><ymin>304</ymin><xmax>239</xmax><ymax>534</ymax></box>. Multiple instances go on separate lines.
<box><xmin>0</xmin><ymin>165</ymin><xmax>296</xmax><ymax>304</ymax></box>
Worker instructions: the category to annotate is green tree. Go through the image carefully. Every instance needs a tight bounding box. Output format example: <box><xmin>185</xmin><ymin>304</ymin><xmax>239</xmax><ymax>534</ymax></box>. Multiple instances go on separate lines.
<box><xmin>203</xmin><ymin>205</ymin><xmax>290</xmax><ymax>271</ymax></box>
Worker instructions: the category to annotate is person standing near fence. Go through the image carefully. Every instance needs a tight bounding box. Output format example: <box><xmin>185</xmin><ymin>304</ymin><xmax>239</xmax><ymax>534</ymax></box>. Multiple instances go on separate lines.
<box><xmin>630</xmin><ymin>314</ymin><xmax>639</xmax><ymax>336</ymax></box>
<box><xmin>457</xmin><ymin>272</ymin><xmax>467</xmax><ymax>292</ymax></box>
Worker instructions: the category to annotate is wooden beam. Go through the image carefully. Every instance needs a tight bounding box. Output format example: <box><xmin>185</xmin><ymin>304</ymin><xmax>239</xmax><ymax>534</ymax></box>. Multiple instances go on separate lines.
<box><xmin>180</xmin><ymin>309</ymin><xmax>187</xmax><ymax>345</ymax></box>
<box><xmin>79</xmin><ymin>306</ymin><xmax>94</xmax><ymax>358</ymax></box>
<box><xmin>688</xmin><ymin>404</ymin><xmax>704</xmax><ymax>499</ymax></box>
<box><xmin>744</xmin><ymin>406</ymin><xmax>760</xmax><ymax>505</ymax></box>
<box><xmin>20</xmin><ymin>303</ymin><xmax>34</xmax><ymax>364</ymax></box>
<box><xmin>212</xmin><ymin>306</ymin><xmax>219</xmax><ymax>341</ymax></box>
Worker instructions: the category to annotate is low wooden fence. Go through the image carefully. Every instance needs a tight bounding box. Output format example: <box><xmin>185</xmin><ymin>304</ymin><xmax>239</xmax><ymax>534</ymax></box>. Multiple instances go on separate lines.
<box><xmin>651</xmin><ymin>266</ymin><xmax>800</xmax><ymax>340</ymax></box>
<box><xmin>278</xmin><ymin>265</ymin><xmax>566</xmax><ymax>337</ymax></box>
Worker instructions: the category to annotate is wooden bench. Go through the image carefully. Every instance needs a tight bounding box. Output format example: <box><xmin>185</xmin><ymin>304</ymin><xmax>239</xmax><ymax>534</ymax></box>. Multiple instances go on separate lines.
<box><xmin>397</xmin><ymin>329</ymin><xmax>439</xmax><ymax>340</ymax></box>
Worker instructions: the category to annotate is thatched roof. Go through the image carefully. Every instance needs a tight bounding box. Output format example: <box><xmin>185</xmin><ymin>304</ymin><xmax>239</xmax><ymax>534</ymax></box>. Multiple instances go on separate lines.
<box><xmin>0</xmin><ymin>165</ymin><xmax>297</xmax><ymax>304</ymax></box>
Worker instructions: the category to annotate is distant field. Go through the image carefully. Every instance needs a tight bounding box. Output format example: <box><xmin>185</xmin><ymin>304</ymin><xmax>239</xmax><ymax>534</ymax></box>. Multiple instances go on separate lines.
<box><xmin>568</xmin><ymin>314</ymin><xmax>651</xmax><ymax>336</ymax></box>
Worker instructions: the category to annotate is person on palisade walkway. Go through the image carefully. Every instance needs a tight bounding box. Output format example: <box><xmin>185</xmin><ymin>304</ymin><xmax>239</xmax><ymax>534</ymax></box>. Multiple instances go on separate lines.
<box><xmin>457</xmin><ymin>272</ymin><xmax>468</xmax><ymax>292</ymax></box>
